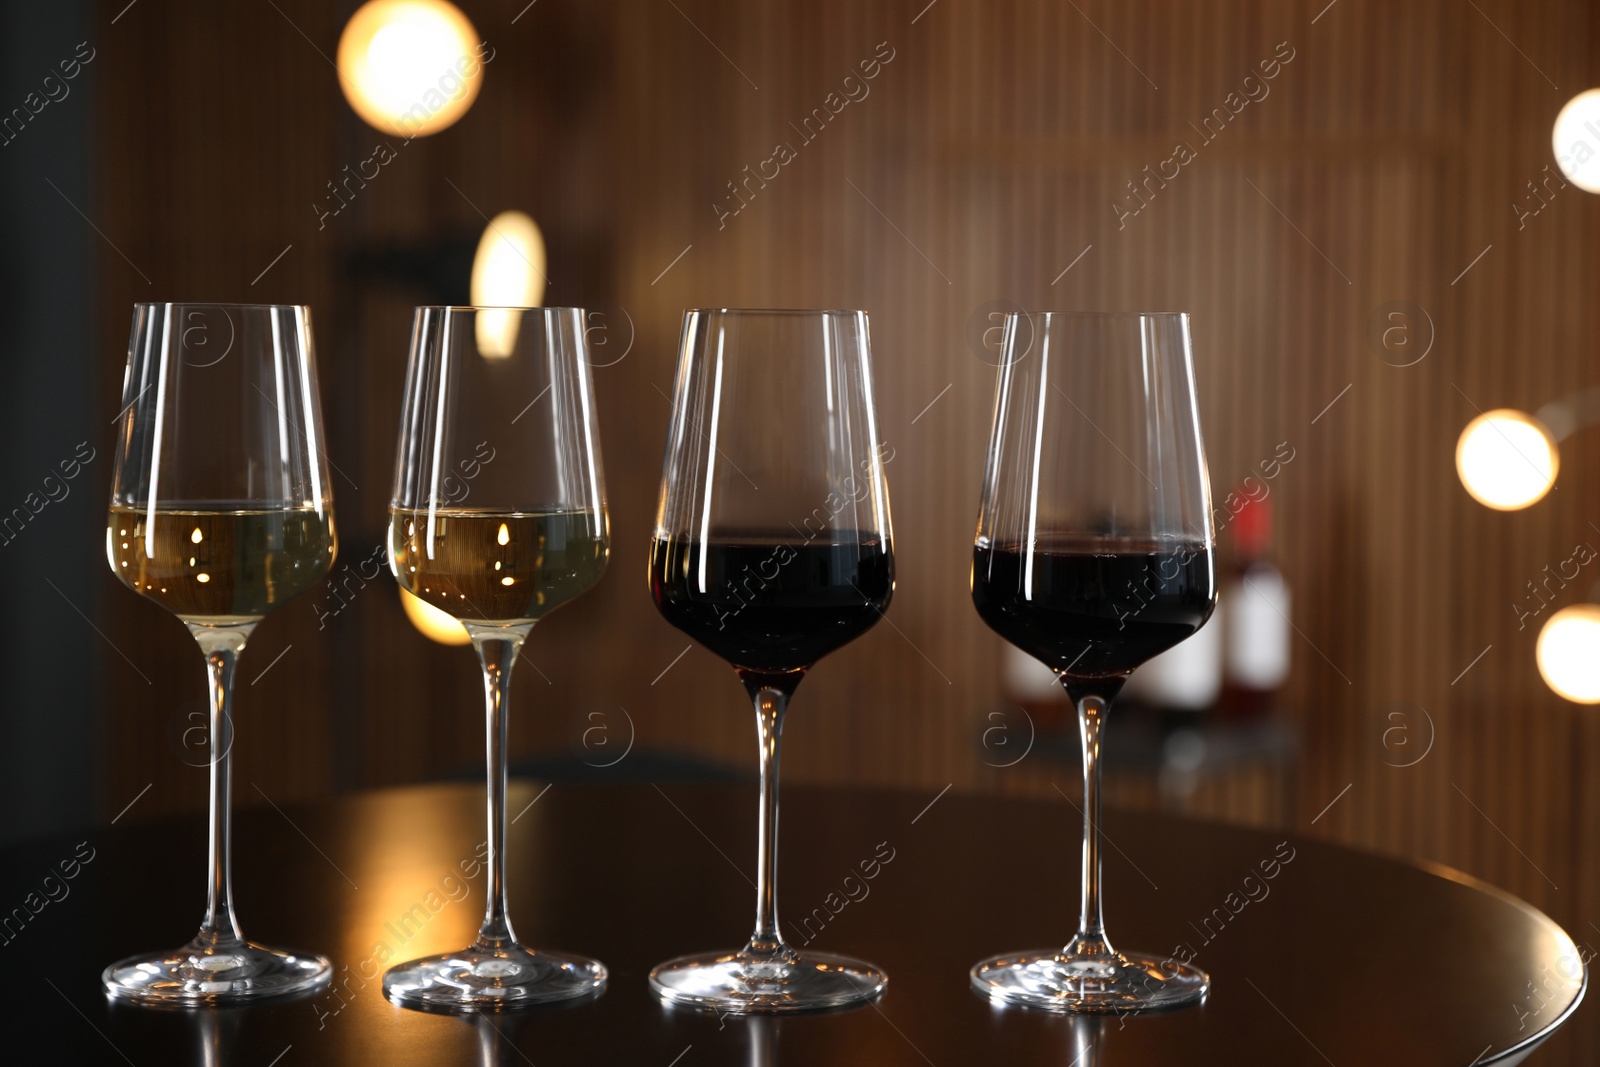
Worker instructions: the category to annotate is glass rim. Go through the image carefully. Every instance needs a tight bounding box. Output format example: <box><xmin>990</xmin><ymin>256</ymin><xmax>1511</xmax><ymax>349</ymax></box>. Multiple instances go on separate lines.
<box><xmin>1014</xmin><ymin>310</ymin><xmax>1190</xmax><ymax>320</ymax></box>
<box><xmin>132</xmin><ymin>301</ymin><xmax>309</xmax><ymax>311</ymax></box>
<box><xmin>413</xmin><ymin>305</ymin><xmax>587</xmax><ymax>313</ymax></box>
<box><xmin>683</xmin><ymin>307</ymin><xmax>867</xmax><ymax>317</ymax></box>
<box><xmin>974</xmin><ymin>531</ymin><xmax>1215</xmax><ymax>548</ymax></box>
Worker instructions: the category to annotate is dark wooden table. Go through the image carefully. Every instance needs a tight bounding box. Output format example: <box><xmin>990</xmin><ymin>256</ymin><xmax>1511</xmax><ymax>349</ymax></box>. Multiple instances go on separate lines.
<box><xmin>2</xmin><ymin>781</ymin><xmax>1584</xmax><ymax>1065</ymax></box>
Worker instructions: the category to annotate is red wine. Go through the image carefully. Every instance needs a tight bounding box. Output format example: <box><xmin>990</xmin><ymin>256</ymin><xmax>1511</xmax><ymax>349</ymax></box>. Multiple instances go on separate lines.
<box><xmin>650</xmin><ymin>536</ymin><xmax>893</xmax><ymax>684</ymax></box>
<box><xmin>972</xmin><ymin>539</ymin><xmax>1215</xmax><ymax>700</ymax></box>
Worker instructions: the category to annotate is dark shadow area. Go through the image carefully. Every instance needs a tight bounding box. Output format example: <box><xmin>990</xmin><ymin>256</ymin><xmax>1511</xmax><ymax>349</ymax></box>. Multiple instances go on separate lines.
<box><xmin>0</xmin><ymin>1</ymin><xmax>100</xmax><ymax>843</ymax></box>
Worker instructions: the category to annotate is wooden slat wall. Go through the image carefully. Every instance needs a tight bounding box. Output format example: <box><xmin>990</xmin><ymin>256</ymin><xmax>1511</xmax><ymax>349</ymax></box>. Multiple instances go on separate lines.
<box><xmin>91</xmin><ymin>1</ymin><xmax>1600</xmax><ymax>1058</ymax></box>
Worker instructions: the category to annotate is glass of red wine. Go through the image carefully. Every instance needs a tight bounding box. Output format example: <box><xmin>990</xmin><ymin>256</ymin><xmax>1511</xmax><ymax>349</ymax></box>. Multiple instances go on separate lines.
<box><xmin>971</xmin><ymin>311</ymin><xmax>1218</xmax><ymax>1012</ymax></box>
<box><xmin>649</xmin><ymin>308</ymin><xmax>894</xmax><ymax>1013</ymax></box>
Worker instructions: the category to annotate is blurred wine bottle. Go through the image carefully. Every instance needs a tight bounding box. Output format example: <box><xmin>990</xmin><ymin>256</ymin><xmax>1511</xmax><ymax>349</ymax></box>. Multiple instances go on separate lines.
<box><xmin>1220</xmin><ymin>495</ymin><xmax>1290</xmax><ymax>718</ymax></box>
<box><xmin>1119</xmin><ymin>593</ymin><xmax>1224</xmax><ymax>720</ymax></box>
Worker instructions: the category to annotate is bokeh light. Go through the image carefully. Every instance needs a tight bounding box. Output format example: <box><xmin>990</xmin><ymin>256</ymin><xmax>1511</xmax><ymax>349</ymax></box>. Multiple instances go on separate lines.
<box><xmin>399</xmin><ymin>587</ymin><xmax>471</xmax><ymax>646</ymax></box>
<box><xmin>1455</xmin><ymin>409</ymin><xmax>1558</xmax><ymax>510</ymax></box>
<box><xmin>337</xmin><ymin>0</ymin><xmax>483</xmax><ymax>138</ymax></box>
<box><xmin>470</xmin><ymin>211</ymin><xmax>547</xmax><ymax>359</ymax></box>
<box><xmin>1553</xmin><ymin>89</ymin><xmax>1600</xmax><ymax>193</ymax></box>
<box><xmin>1538</xmin><ymin>605</ymin><xmax>1600</xmax><ymax>704</ymax></box>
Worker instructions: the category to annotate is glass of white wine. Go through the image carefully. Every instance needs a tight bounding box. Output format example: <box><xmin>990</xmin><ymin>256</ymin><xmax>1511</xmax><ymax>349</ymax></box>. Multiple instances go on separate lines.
<box><xmin>382</xmin><ymin>306</ymin><xmax>610</xmax><ymax>1013</ymax></box>
<box><xmin>104</xmin><ymin>302</ymin><xmax>337</xmax><ymax>1004</ymax></box>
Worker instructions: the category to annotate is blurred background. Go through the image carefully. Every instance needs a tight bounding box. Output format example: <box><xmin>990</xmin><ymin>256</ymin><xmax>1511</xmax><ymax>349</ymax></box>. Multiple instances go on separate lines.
<box><xmin>3</xmin><ymin>0</ymin><xmax>1600</xmax><ymax>1055</ymax></box>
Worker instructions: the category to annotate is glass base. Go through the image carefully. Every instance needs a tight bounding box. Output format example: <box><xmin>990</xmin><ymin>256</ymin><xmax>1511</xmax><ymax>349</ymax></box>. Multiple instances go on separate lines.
<box><xmin>382</xmin><ymin>943</ymin><xmax>606</xmax><ymax>1014</ymax></box>
<box><xmin>650</xmin><ymin>947</ymin><xmax>886</xmax><ymax>1014</ymax></box>
<box><xmin>102</xmin><ymin>940</ymin><xmax>331</xmax><ymax>1006</ymax></box>
<box><xmin>971</xmin><ymin>948</ymin><xmax>1209</xmax><ymax>1013</ymax></box>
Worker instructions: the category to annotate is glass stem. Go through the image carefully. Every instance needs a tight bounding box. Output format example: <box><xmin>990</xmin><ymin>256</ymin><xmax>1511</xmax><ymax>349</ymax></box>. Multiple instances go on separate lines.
<box><xmin>747</xmin><ymin>685</ymin><xmax>789</xmax><ymax>957</ymax></box>
<box><xmin>471</xmin><ymin>626</ymin><xmax>529</xmax><ymax>950</ymax></box>
<box><xmin>1067</xmin><ymin>693</ymin><xmax>1115</xmax><ymax>961</ymax></box>
<box><xmin>190</xmin><ymin>624</ymin><xmax>252</xmax><ymax>951</ymax></box>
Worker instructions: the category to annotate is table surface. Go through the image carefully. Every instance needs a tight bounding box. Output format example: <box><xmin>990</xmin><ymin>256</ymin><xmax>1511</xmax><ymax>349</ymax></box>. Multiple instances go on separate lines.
<box><xmin>1</xmin><ymin>780</ymin><xmax>1584</xmax><ymax>1065</ymax></box>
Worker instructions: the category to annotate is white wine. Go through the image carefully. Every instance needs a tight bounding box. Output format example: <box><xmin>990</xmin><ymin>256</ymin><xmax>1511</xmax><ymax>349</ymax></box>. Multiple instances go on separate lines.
<box><xmin>106</xmin><ymin>505</ymin><xmax>337</xmax><ymax>625</ymax></box>
<box><xmin>389</xmin><ymin>508</ymin><xmax>608</xmax><ymax>625</ymax></box>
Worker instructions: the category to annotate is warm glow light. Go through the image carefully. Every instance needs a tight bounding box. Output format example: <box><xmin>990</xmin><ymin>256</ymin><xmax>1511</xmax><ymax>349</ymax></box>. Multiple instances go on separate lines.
<box><xmin>190</xmin><ymin>527</ymin><xmax>203</xmax><ymax>543</ymax></box>
<box><xmin>470</xmin><ymin>211</ymin><xmax>547</xmax><ymax>358</ymax></box>
<box><xmin>399</xmin><ymin>587</ymin><xmax>471</xmax><ymax>646</ymax></box>
<box><xmin>336</xmin><ymin>0</ymin><xmax>483</xmax><ymax>138</ymax></box>
<box><xmin>1455</xmin><ymin>409</ymin><xmax>1558</xmax><ymax>510</ymax></box>
<box><xmin>196</xmin><ymin>573</ymin><xmax>211</xmax><ymax>583</ymax></box>
<box><xmin>1538</xmin><ymin>605</ymin><xmax>1600</xmax><ymax>703</ymax></box>
<box><xmin>1553</xmin><ymin>89</ymin><xmax>1600</xmax><ymax>193</ymax></box>
<box><xmin>497</xmin><ymin>522</ymin><xmax>510</xmax><ymax>545</ymax></box>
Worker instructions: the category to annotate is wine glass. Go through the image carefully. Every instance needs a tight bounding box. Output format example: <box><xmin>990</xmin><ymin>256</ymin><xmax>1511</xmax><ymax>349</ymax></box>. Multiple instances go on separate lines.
<box><xmin>383</xmin><ymin>306</ymin><xmax>609</xmax><ymax>1012</ymax></box>
<box><xmin>970</xmin><ymin>311</ymin><xmax>1218</xmax><ymax>1012</ymax></box>
<box><xmin>649</xmin><ymin>308</ymin><xmax>894</xmax><ymax>1013</ymax></box>
<box><xmin>104</xmin><ymin>302</ymin><xmax>337</xmax><ymax>1004</ymax></box>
